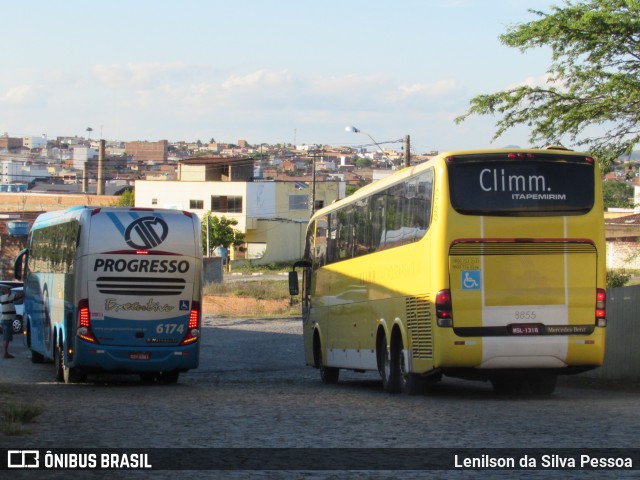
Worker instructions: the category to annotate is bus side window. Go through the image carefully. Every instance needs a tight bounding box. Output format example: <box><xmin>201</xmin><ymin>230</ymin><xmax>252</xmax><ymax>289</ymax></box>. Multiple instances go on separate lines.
<box><xmin>313</xmin><ymin>215</ymin><xmax>328</xmax><ymax>269</ymax></box>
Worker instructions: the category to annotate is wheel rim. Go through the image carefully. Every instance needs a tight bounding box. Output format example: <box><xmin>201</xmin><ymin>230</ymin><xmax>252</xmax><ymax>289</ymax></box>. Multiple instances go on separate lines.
<box><xmin>382</xmin><ymin>343</ymin><xmax>391</xmax><ymax>383</ymax></box>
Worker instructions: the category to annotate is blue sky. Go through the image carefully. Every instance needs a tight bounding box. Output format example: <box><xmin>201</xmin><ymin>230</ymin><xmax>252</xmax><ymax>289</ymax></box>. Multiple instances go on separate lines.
<box><xmin>2</xmin><ymin>0</ymin><xmax>559</xmax><ymax>153</ymax></box>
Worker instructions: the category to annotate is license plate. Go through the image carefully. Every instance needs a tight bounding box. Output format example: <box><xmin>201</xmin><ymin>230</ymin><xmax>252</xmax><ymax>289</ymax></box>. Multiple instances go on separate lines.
<box><xmin>129</xmin><ymin>352</ymin><xmax>150</xmax><ymax>360</ymax></box>
<box><xmin>509</xmin><ymin>324</ymin><xmax>543</xmax><ymax>335</ymax></box>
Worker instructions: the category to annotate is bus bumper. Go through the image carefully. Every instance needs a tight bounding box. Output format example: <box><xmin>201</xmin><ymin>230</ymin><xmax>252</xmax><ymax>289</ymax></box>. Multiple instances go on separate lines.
<box><xmin>70</xmin><ymin>341</ymin><xmax>200</xmax><ymax>373</ymax></box>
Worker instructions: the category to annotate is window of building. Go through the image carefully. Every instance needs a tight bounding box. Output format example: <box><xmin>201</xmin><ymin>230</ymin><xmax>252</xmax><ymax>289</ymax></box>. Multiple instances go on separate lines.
<box><xmin>211</xmin><ymin>195</ymin><xmax>243</xmax><ymax>213</ymax></box>
<box><xmin>289</xmin><ymin>195</ymin><xmax>308</xmax><ymax>211</ymax></box>
<box><xmin>151</xmin><ymin>198</ymin><xmax>158</xmax><ymax>205</ymax></box>
<box><xmin>190</xmin><ymin>199</ymin><xmax>204</xmax><ymax>209</ymax></box>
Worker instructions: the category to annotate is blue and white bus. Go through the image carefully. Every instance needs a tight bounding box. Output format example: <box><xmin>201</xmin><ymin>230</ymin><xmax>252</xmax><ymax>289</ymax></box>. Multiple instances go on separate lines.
<box><xmin>14</xmin><ymin>207</ymin><xmax>203</xmax><ymax>383</ymax></box>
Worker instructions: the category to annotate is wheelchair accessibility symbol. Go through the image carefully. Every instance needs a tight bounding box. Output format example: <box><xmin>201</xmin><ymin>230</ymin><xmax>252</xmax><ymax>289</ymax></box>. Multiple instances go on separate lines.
<box><xmin>462</xmin><ymin>270</ymin><xmax>481</xmax><ymax>290</ymax></box>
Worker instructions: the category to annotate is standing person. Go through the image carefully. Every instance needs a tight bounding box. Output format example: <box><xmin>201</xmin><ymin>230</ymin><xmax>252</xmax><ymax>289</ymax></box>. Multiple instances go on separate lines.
<box><xmin>1</xmin><ymin>285</ymin><xmax>23</xmax><ymax>359</ymax></box>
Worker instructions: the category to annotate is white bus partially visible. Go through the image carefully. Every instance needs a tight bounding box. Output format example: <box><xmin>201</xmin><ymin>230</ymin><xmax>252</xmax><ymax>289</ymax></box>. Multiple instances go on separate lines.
<box><xmin>14</xmin><ymin>206</ymin><xmax>203</xmax><ymax>383</ymax></box>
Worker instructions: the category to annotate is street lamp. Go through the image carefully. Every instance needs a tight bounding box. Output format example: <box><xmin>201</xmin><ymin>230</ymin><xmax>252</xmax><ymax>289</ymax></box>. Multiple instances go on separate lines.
<box><xmin>344</xmin><ymin>125</ymin><xmax>392</xmax><ymax>167</ymax></box>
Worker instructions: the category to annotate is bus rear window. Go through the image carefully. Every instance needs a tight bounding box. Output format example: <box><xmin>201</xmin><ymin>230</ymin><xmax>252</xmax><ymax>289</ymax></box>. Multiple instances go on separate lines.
<box><xmin>447</xmin><ymin>156</ymin><xmax>595</xmax><ymax>216</ymax></box>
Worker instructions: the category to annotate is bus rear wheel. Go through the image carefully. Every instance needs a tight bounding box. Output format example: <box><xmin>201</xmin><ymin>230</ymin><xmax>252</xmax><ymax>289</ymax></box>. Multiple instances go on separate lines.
<box><xmin>490</xmin><ymin>376</ymin><xmax>524</xmax><ymax>394</ymax></box>
<box><xmin>379</xmin><ymin>334</ymin><xmax>399</xmax><ymax>393</ymax></box>
<box><xmin>396</xmin><ymin>336</ymin><xmax>424</xmax><ymax>395</ymax></box>
<box><xmin>30</xmin><ymin>349</ymin><xmax>44</xmax><ymax>364</ymax></box>
<box><xmin>157</xmin><ymin>371</ymin><xmax>180</xmax><ymax>384</ymax></box>
<box><xmin>55</xmin><ymin>341</ymin><xmax>85</xmax><ymax>383</ymax></box>
<box><xmin>491</xmin><ymin>374</ymin><xmax>557</xmax><ymax>395</ymax></box>
<box><xmin>527</xmin><ymin>374</ymin><xmax>557</xmax><ymax>395</ymax></box>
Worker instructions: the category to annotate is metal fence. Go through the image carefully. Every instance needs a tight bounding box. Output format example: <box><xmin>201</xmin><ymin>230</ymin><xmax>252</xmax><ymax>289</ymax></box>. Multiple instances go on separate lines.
<box><xmin>583</xmin><ymin>284</ymin><xmax>640</xmax><ymax>380</ymax></box>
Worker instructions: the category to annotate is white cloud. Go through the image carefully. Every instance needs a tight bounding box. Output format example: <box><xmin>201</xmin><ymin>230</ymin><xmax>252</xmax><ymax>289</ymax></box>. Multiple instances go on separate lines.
<box><xmin>397</xmin><ymin>78</ymin><xmax>460</xmax><ymax>97</ymax></box>
<box><xmin>221</xmin><ymin>69</ymin><xmax>293</xmax><ymax>90</ymax></box>
<box><xmin>93</xmin><ymin>62</ymin><xmax>192</xmax><ymax>89</ymax></box>
<box><xmin>1</xmin><ymin>85</ymin><xmax>41</xmax><ymax>105</ymax></box>
<box><xmin>508</xmin><ymin>73</ymin><xmax>562</xmax><ymax>90</ymax></box>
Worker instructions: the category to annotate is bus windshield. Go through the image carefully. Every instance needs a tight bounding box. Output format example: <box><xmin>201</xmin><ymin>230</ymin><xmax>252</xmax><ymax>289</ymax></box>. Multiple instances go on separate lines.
<box><xmin>447</xmin><ymin>154</ymin><xmax>595</xmax><ymax>216</ymax></box>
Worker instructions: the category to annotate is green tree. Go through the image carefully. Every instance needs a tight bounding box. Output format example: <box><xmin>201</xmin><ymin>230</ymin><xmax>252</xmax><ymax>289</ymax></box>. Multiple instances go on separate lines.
<box><xmin>345</xmin><ymin>184</ymin><xmax>359</xmax><ymax>196</ymax></box>
<box><xmin>114</xmin><ymin>188</ymin><xmax>134</xmax><ymax>206</ymax></box>
<box><xmin>602</xmin><ymin>179</ymin><xmax>634</xmax><ymax>208</ymax></box>
<box><xmin>355</xmin><ymin>157</ymin><xmax>372</xmax><ymax>168</ymax></box>
<box><xmin>455</xmin><ymin>0</ymin><xmax>640</xmax><ymax>168</ymax></box>
<box><xmin>201</xmin><ymin>212</ymin><xmax>245</xmax><ymax>256</ymax></box>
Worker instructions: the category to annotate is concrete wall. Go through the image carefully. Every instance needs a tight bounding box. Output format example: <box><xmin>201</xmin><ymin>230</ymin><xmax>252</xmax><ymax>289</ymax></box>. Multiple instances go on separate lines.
<box><xmin>244</xmin><ymin>218</ymin><xmax>306</xmax><ymax>265</ymax></box>
<box><xmin>0</xmin><ymin>192</ymin><xmax>118</xmax><ymax>212</ymax></box>
<box><xmin>203</xmin><ymin>257</ymin><xmax>223</xmax><ymax>284</ymax></box>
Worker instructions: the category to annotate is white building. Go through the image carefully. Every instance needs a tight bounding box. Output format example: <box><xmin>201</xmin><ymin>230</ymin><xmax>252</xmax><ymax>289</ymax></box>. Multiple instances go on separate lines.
<box><xmin>72</xmin><ymin>147</ymin><xmax>98</xmax><ymax>169</ymax></box>
<box><xmin>1</xmin><ymin>158</ymin><xmax>51</xmax><ymax>185</ymax></box>
<box><xmin>22</xmin><ymin>136</ymin><xmax>47</xmax><ymax>149</ymax></box>
<box><xmin>135</xmin><ymin>179</ymin><xmax>344</xmax><ymax>264</ymax></box>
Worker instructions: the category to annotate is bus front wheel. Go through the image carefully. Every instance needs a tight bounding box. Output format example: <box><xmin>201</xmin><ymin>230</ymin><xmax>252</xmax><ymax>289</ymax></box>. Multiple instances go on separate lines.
<box><xmin>26</xmin><ymin>323</ymin><xmax>44</xmax><ymax>363</ymax></box>
<box><xmin>314</xmin><ymin>333</ymin><xmax>339</xmax><ymax>384</ymax></box>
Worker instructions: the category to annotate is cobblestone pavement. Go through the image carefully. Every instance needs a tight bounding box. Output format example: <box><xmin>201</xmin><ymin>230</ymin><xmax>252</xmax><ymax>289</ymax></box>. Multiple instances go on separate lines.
<box><xmin>1</xmin><ymin>316</ymin><xmax>639</xmax><ymax>479</ymax></box>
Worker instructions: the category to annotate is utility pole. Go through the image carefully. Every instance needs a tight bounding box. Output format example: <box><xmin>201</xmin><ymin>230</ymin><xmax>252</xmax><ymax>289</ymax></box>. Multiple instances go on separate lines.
<box><xmin>310</xmin><ymin>150</ymin><xmax>317</xmax><ymax>215</ymax></box>
<box><xmin>404</xmin><ymin>134</ymin><xmax>411</xmax><ymax>168</ymax></box>
<box><xmin>97</xmin><ymin>139</ymin><xmax>105</xmax><ymax>195</ymax></box>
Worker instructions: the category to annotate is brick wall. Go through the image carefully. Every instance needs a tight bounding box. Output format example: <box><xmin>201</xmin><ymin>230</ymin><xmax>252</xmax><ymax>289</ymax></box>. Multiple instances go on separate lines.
<box><xmin>0</xmin><ymin>234</ymin><xmax>26</xmax><ymax>280</ymax></box>
<box><xmin>606</xmin><ymin>241</ymin><xmax>640</xmax><ymax>269</ymax></box>
<box><xmin>0</xmin><ymin>193</ymin><xmax>118</xmax><ymax>212</ymax></box>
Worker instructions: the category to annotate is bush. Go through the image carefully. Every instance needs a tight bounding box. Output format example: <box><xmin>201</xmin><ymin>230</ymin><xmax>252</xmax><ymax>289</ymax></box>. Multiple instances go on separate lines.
<box><xmin>607</xmin><ymin>270</ymin><xmax>631</xmax><ymax>288</ymax></box>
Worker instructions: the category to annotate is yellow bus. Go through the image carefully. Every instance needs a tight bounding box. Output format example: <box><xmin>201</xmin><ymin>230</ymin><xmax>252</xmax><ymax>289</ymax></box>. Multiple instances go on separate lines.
<box><xmin>289</xmin><ymin>147</ymin><xmax>606</xmax><ymax>395</ymax></box>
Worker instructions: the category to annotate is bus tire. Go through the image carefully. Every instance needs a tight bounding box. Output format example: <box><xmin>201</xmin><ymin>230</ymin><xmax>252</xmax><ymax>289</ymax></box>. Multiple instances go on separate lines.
<box><xmin>527</xmin><ymin>374</ymin><xmax>557</xmax><ymax>395</ymax></box>
<box><xmin>490</xmin><ymin>376</ymin><xmax>524</xmax><ymax>395</ymax></box>
<box><xmin>54</xmin><ymin>342</ymin><xmax>64</xmax><ymax>382</ymax></box>
<box><xmin>314</xmin><ymin>333</ymin><xmax>339</xmax><ymax>384</ymax></box>
<box><xmin>379</xmin><ymin>334</ymin><xmax>400</xmax><ymax>393</ymax></box>
<box><xmin>140</xmin><ymin>373</ymin><xmax>157</xmax><ymax>384</ymax></box>
<box><xmin>157</xmin><ymin>371</ymin><xmax>179</xmax><ymax>384</ymax></box>
<box><xmin>320</xmin><ymin>365</ymin><xmax>339</xmax><ymax>384</ymax></box>
<box><xmin>396</xmin><ymin>335</ymin><xmax>423</xmax><ymax>395</ymax></box>
<box><xmin>30</xmin><ymin>349</ymin><xmax>45</xmax><ymax>364</ymax></box>
<box><xmin>64</xmin><ymin>367</ymin><xmax>86</xmax><ymax>384</ymax></box>
<box><xmin>55</xmin><ymin>339</ymin><xmax>84</xmax><ymax>383</ymax></box>
<box><xmin>26</xmin><ymin>323</ymin><xmax>44</xmax><ymax>363</ymax></box>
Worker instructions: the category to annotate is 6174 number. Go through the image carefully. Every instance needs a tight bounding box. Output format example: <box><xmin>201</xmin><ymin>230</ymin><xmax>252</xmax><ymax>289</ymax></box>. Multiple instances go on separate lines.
<box><xmin>156</xmin><ymin>323</ymin><xmax>185</xmax><ymax>334</ymax></box>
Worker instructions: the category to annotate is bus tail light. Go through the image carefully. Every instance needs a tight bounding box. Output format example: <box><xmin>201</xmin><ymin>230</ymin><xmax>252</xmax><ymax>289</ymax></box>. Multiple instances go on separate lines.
<box><xmin>77</xmin><ymin>299</ymin><xmax>99</xmax><ymax>344</ymax></box>
<box><xmin>596</xmin><ymin>288</ymin><xmax>606</xmax><ymax>327</ymax></box>
<box><xmin>436</xmin><ymin>289</ymin><xmax>453</xmax><ymax>327</ymax></box>
<box><xmin>180</xmin><ymin>301</ymin><xmax>201</xmax><ymax>345</ymax></box>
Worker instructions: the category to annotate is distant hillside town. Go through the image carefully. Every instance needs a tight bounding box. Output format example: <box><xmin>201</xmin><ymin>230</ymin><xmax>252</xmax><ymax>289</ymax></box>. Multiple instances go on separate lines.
<box><xmin>0</xmin><ymin>133</ymin><xmax>438</xmax><ymax>196</ymax></box>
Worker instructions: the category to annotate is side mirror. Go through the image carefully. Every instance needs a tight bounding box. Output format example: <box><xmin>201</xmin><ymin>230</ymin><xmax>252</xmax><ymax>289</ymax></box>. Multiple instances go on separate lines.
<box><xmin>14</xmin><ymin>248</ymin><xmax>28</xmax><ymax>281</ymax></box>
<box><xmin>289</xmin><ymin>260</ymin><xmax>311</xmax><ymax>296</ymax></box>
<box><xmin>288</xmin><ymin>271</ymin><xmax>299</xmax><ymax>296</ymax></box>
